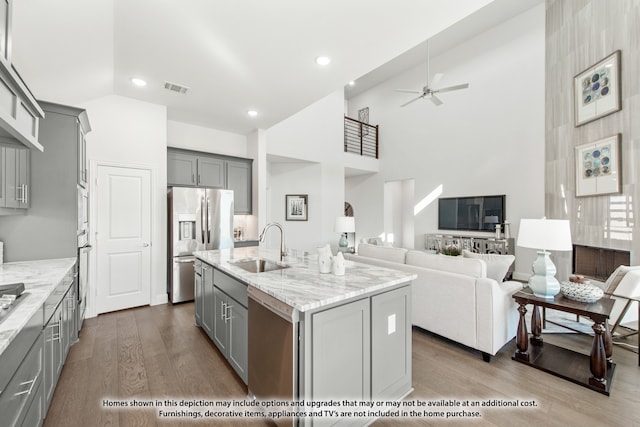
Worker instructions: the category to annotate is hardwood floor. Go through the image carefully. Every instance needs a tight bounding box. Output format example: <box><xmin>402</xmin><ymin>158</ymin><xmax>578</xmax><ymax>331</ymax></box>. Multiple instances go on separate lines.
<box><xmin>44</xmin><ymin>303</ymin><xmax>640</xmax><ymax>427</ymax></box>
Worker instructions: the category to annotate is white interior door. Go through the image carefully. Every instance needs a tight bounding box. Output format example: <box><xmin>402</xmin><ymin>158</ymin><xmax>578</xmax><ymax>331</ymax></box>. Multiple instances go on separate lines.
<box><xmin>96</xmin><ymin>164</ymin><xmax>152</xmax><ymax>314</ymax></box>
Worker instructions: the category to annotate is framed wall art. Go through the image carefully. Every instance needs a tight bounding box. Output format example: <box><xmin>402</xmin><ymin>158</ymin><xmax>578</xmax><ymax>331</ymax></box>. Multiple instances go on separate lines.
<box><xmin>575</xmin><ymin>134</ymin><xmax>621</xmax><ymax>197</ymax></box>
<box><xmin>574</xmin><ymin>50</ymin><xmax>621</xmax><ymax>127</ymax></box>
<box><xmin>285</xmin><ymin>194</ymin><xmax>308</xmax><ymax>221</ymax></box>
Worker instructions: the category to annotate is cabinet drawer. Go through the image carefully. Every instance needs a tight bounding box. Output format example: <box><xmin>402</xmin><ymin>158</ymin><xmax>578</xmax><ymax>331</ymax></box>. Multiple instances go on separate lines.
<box><xmin>213</xmin><ymin>268</ymin><xmax>247</xmax><ymax>308</ymax></box>
<box><xmin>0</xmin><ymin>306</ymin><xmax>43</xmax><ymax>393</ymax></box>
<box><xmin>0</xmin><ymin>332</ymin><xmax>44</xmax><ymax>427</ymax></box>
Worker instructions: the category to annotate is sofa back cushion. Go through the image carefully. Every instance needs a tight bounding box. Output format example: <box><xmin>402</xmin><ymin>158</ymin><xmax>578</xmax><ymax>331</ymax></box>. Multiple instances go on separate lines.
<box><xmin>405</xmin><ymin>250</ymin><xmax>486</xmax><ymax>278</ymax></box>
<box><xmin>357</xmin><ymin>243</ymin><xmax>408</xmax><ymax>264</ymax></box>
<box><xmin>462</xmin><ymin>250</ymin><xmax>515</xmax><ymax>282</ymax></box>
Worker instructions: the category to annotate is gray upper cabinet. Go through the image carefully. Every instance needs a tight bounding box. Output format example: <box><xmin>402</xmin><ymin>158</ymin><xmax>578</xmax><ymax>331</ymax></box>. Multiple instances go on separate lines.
<box><xmin>226</xmin><ymin>159</ymin><xmax>252</xmax><ymax>214</ymax></box>
<box><xmin>0</xmin><ymin>0</ymin><xmax>44</xmax><ymax>152</ymax></box>
<box><xmin>0</xmin><ymin>0</ymin><xmax>9</xmax><ymax>63</ymax></box>
<box><xmin>77</xmin><ymin>124</ymin><xmax>88</xmax><ymax>188</ymax></box>
<box><xmin>0</xmin><ymin>144</ymin><xmax>29</xmax><ymax>209</ymax></box>
<box><xmin>167</xmin><ymin>151</ymin><xmax>197</xmax><ymax>186</ymax></box>
<box><xmin>167</xmin><ymin>148</ymin><xmax>253</xmax><ymax>214</ymax></box>
<box><xmin>197</xmin><ymin>156</ymin><xmax>225</xmax><ymax>188</ymax></box>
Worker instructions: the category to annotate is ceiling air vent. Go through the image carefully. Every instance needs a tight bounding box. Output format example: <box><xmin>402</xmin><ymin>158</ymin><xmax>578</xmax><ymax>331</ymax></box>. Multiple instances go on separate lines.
<box><xmin>164</xmin><ymin>81</ymin><xmax>190</xmax><ymax>94</ymax></box>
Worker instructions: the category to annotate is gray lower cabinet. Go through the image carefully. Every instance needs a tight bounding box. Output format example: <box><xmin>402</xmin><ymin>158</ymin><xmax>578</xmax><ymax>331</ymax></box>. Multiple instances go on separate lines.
<box><xmin>201</xmin><ymin>263</ymin><xmax>214</xmax><ymax>337</ymax></box>
<box><xmin>311</xmin><ymin>298</ymin><xmax>371</xmax><ymax>402</ymax></box>
<box><xmin>43</xmin><ymin>304</ymin><xmax>63</xmax><ymax>409</ymax></box>
<box><xmin>371</xmin><ymin>286</ymin><xmax>411</xmax><ymax>400</ymax></box>
<box><xmin>194</xmin><ymin>259</ymin><xmax>203</xmax><ymax>326</ymax></box>
<box><xmin>194</xmin><ymin>261</ymin><xmax>248</xmax><ymax>384</ymax></box>
<box><xmin>300</xmin><ymin>284</ymin><xmax>412</xmax><ymax>426</ymax></box>
<box><xmin>43</xmin><ymin>279</ymin><xmax>75</xmax><ymax>413</ymax></box>
<box><xmin>0</xmin><ymin>307</ymin><xmax>44</xmax><ymax>427</ymax></box>
<box><xmin>212</xmin><ymin>285</ymin><xmax>248</xmax><ymax>384</ymax></box>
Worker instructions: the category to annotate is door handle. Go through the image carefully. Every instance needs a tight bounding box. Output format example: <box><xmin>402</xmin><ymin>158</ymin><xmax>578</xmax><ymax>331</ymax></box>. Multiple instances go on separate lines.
<box><xmin>142</xmin><ymin>243</ymin><xmax>150</xmax><ymax>247</ymax></box>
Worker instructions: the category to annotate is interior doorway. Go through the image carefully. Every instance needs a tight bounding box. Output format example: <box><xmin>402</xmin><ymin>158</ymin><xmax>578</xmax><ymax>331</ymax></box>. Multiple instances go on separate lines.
<box><xmin>95</xmin><ymin>163</ymin><xmax>152</xmax><ymax>314</ymax></box>
<box><xmin>383</xmin><ymin>179</ymin><xmax>414</xmax><ymax>249</ymax></box>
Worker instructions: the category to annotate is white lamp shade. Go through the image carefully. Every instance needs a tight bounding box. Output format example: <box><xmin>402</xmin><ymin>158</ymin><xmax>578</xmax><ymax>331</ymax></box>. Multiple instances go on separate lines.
<box><xmin>517</xmin><ymin>218</ymin><xmax>572</xmax><ymax>251</ymax></box>
<box><xmin>334</xmin><ymin>216</ymin><xmax>355</xmax><ymax>233</ymax></box>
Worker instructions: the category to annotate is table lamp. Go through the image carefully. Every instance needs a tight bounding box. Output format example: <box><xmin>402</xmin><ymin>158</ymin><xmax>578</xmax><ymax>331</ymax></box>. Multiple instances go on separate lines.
<box><xmin>334</xmin><ymin>216</ymin><xmax>355</xmax><ymax>248</ymax></box>
<box><xmin>517</xmin><ymin>218</ymin><xmax>572</xmax><ymax>299</ymax></box>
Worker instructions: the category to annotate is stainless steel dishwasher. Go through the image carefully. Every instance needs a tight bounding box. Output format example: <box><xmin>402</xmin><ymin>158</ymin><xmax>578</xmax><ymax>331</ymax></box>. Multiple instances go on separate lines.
<box><xmin>248</xmin><ymin>286</ymin><xmax>299</xmax><ymax>427</ymax></box>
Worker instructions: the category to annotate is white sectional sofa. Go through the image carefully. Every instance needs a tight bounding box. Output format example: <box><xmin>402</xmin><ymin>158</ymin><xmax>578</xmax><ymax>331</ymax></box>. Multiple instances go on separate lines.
<box><xmin>345</xmin><ymin>244</ymin><xmax>523</xmax><ymax>361</ymax></box>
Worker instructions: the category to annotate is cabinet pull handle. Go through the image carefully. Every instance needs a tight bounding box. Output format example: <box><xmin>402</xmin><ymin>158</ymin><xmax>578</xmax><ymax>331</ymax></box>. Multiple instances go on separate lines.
<box><xmin>24</xmin><ymin>185</ymin><xmax>28</xmax><ymax>205</ymax></box>
<box><xmin>192</xmin><ymin>173</ymin><xmax>195</xmax><ymax>184</ymax></box>
<box><xmin>221</xmin><ymin>301</ymin><xmax>227</xmax><ymax>321</ymax></box>
<box><xmin>14</xmin><ymin>373</ymin><xmax>39</xmax><ymax>397</ymax></box>
<box><xmin>226</xmin><ymin>304</ymin><xmax>233</xmax><ymax>322</ymax></box>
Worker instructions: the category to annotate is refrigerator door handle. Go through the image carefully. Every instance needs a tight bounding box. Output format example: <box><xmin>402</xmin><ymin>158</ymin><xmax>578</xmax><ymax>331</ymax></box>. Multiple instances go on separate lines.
<box><xmin>200</xmin><ymin>195</ymin><xmax>206</xmax><ymax>244</ymax></box>
<box><xmin>206</xmin><ymin>196</ymin><xmax>211</xmax><ymax>247</ymax></box>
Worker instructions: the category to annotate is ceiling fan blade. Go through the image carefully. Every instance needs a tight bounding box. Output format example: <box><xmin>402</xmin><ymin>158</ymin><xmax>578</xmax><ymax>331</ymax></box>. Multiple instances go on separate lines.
<box><xmin>400</xmin><ymin>95</ymin><xmax>424</xmax><ymax>107</ymax></box>
<box><xmin>396</xmin><ymin>89</ymin><xmax>422</xmax><ymax>94</ymax></box>
<box><xmin>430</xmin><ymin>94</ymin><xmax>444</xmax><ymax>106</ymax></box>
<box><xmin>429</xmin><ymin>73</ymin><xmax>444</xmax><ymax>88</ymax></box>
<box><xmin>436</xmin><ymin>83</ymin><xmax>469</xmax><ymax>93</ymax></box>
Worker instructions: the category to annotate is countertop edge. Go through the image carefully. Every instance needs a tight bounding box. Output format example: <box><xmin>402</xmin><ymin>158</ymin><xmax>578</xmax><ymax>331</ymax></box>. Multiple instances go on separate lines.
<box><xmin>194</xmin><ymin>248</ymin><xmax>416</xmax><ymax>312</ymax></box>
<box><xmin>0</xmin><ymin>257</ymin><xmax>77</xmax><ymax>356</ymax></box>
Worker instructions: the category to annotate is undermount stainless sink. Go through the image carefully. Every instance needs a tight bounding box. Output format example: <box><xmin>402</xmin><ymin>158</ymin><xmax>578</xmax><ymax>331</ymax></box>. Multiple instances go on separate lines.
<box><xmin>229</xmin><ymin>258</ymin><xmax>289</xmax><ymax>273</ymax></box>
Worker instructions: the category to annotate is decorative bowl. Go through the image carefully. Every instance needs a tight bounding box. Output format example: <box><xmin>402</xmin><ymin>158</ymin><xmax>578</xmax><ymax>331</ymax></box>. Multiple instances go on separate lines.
<box><xmin>560</xmin><ymin>281</ymin><xmax>604</xmax><ymax>303</ymax></box>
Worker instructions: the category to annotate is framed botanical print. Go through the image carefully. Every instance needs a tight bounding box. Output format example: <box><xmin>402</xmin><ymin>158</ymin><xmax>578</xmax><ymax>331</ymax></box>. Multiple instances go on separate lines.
<box><xmin>575</xmin><ymin>134</ymin><xmax>621</xmax><ymax>197</ymax></box>
<box><xmin>574</xmin><ymin>50</ymin><xmax>621</xmax><ymax>127</ymax></box>
<box><xmin>285</xmin><ymin>194</ymin><xmax>308</xmax><ymax>221</ymax></box>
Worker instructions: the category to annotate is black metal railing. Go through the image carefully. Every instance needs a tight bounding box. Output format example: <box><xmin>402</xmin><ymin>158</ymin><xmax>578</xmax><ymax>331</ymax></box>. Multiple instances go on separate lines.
<box><xmin>344</xmin><ymin>116</ymin><xmax>378</xmax><ymax>159</ymax></box>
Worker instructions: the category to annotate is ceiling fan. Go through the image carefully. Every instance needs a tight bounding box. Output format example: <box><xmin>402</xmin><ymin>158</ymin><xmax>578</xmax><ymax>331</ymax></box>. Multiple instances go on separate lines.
<box><xmin>397</xmin><ymin>41</ymin><xmax>469</xmax><ymax>107</ymax></box>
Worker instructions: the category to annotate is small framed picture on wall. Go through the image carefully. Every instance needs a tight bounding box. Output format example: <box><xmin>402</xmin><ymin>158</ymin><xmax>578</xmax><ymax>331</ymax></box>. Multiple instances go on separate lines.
<box><xmin>575</xmin><ymin>134</ymin><xmax>621</xmax><ymax>197</ymax></box>
<box><xmin>574</xmin><ymin>50</ymin><xmax>621</xmax><ymax>127</ymax></box>
<box><xmin>285</xmin><ymin>194</ymin><xmax>308</xmax><ymax>221</ymax></box>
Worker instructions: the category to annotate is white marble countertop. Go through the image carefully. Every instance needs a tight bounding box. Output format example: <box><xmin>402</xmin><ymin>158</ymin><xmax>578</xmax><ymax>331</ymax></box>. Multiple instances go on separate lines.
<box><xmin>0</xmin><ymin>258</ymin><xmax>76</xmax><ymax>356</ymax></box>
<box><xmin>193</xmin><ymin>247</ymin><xmax>416</xmax><ymax>312</ymax></box>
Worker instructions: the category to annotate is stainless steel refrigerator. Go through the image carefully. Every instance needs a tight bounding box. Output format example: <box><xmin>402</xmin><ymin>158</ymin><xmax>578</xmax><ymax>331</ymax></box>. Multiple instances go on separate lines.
<box><xmin>168</xmin><ymin>187</ymin><xmax>234</xmax><ymax>303</ymax></box>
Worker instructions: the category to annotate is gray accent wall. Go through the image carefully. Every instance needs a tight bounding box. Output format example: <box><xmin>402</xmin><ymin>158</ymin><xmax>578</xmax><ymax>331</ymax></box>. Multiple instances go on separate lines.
<box><xmin>545</xmin><ymin>0</ymin><xmax>640</xmax><ymax>278</ymax></box>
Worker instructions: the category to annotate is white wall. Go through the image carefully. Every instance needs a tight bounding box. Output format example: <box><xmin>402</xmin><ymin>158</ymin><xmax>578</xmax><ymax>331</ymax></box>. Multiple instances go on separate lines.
<box><xmin>346</xmin><ymin>4</ymin><xmax>545</xmax><ymax>279</ymax></box>
<box><xmin>265</xmin><ymin>91</ymin><xmax>345</xmax><ymax>252</ymax></box>
<box><xmin>82</xmin><ymin>95</ymin><xmax>168</xmax><ymax>316</ymax></box>
<box><xmin>167</xmin><ymin>120</ymin><xmax>247</xmax><ymax>157</ymax></box>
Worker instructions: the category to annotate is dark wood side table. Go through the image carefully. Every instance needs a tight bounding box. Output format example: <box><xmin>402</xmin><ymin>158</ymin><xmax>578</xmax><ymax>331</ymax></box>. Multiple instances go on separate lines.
<box><xmin>512</xmin><ymin>288</ymin><xmax>616</xmax><ymax>395</ymax></box>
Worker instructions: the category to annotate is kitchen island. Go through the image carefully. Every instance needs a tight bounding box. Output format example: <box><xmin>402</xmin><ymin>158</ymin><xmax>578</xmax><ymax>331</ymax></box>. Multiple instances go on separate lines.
<box><xmin>194</xmin><ymin>247</ymin><xmax>416</xmax><ymax>427</ymax></box>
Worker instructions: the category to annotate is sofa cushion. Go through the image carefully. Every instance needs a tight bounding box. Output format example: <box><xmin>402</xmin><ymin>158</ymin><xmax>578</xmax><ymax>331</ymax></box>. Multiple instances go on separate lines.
<box><xmin>357</xmin><ymin>243</ymin><xmax>408</xmax><ymax>264</ymax></box>
<box><xmin>405</xmin><ymin>250</ymin><xmax>486</xmax><ymax>278</ymax></box>
<box><xmin>462</xmin><ymin>250</ymin><xmax>514</xmax><ymax>282</ymax></box>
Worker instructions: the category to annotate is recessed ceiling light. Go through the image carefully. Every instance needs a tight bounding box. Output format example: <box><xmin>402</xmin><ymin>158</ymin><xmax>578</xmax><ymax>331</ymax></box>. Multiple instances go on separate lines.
<box><xmin>315</xmin><ymin>56</ymin><xmax>331</xmax><ymax>66</ymax></box>
<box><xmin>131</xmin><ymin>78</ymin><xmax>147</xmax><ymax>87</ymax></box>
<box><xmin>348</xmin><ymin>81</ymin><xmax>355</xmax><ymax>86</ymax></box>
<box><xmin>247</xmin><ymin>110</ymin><xmax>258</xmax><ymax>117</ymax></box>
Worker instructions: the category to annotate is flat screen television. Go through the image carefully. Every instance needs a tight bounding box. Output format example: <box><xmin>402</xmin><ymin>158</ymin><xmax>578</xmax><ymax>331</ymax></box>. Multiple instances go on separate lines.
<box><xmin>438</xmin><ymin>195</ymin><xmax>505</xmax><ymax>232</ymax></box>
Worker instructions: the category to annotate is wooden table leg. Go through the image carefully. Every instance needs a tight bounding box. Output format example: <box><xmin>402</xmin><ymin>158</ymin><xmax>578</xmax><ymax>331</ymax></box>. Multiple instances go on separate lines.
<box><xmin>589</xmin><ymin>322</ymin><xmax>607</xmax><ymax>390</ymax></box>
<box><xmin>515</xmin><ymin>303</ymin><xmax>529</xmax><ymax>362</ymax></box>
<box><xmin>530</xmin><ymin>304</ymin><xmax>543</xmax><ymax>346</ymax></box>
<box><xmin>603</xmin><ymin>321</ymin><xmax>613</xmax><ymax>366</ymax></box>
